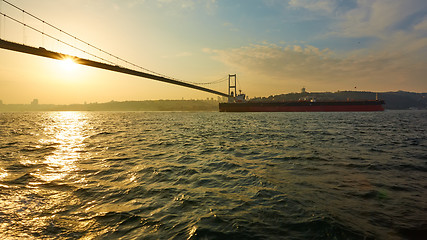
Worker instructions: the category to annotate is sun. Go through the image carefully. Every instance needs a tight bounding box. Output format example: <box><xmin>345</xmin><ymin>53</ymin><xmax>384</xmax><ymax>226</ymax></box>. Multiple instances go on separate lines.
<box><xmin>60</xmin><ymin>57</ymin><xmax>78</xmax><ymax>72</ymax></box>
<box><xmin>50</xmin><ymin>56</ymin><xmax>91</xmax><ymax>81</ymax></box>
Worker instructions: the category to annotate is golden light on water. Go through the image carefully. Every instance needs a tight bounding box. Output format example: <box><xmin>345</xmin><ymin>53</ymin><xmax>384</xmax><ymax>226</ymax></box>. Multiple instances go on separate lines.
<box><xmin>0</xmin><ymin>112</ymin><xmax>90</xmax><ymax>238</ymax></box>
<box><xmin>0</xmin><ymin>168</ymin><xmax>8</xmax><ymax>188</ymax></box>
<box><xmin>34</xmin><ymin>112</ymin><xmax>87</xmax><ymax>182</ymax></box>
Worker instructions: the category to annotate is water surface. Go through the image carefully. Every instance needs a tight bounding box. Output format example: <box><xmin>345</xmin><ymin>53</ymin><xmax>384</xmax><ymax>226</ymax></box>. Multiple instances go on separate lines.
<box><xmin>0</xmin><ymin>111</ymin><xmax>426</xmax><ymax>239</ymax></box>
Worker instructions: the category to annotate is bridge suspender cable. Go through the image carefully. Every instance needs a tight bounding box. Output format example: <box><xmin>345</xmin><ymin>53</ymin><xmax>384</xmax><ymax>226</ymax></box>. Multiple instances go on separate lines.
<box><xmin>0</xmin><ymin>0</ymin><xmax>230</xmax><ymax>97</ymax></box>
<box><xmin>1</xmin><ymin>0</ymin><xmax>228</xmax><ymax>86</ymax></box>
<box><xmin>0</xmin><ymin>39</ymin><xmax>230</xmax><ymax>97</ymax></box>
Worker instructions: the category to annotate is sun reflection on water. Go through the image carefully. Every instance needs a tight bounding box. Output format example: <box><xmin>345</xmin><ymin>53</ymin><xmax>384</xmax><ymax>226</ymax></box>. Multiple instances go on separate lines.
<box><xmin>33</xmin><ymin>112</ymin><xmax>88</xmax><ymax>182</ymax></box>
<box><xmin>0</xmin><ymin>112</ymin><xmax>93</xmax><ymax>239</ymax></box>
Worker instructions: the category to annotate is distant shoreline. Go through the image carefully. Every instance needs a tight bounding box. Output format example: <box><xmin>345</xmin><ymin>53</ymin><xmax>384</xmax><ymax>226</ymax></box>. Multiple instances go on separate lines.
<box><xmin>1</xmin><ymin>91</ymin><xmax>426</xmax><ymax>111</ymax></box>
<box><xmin>0</xmin><ymin>100</ymin><xmax>220</xmax><ymax>112</ymax></box>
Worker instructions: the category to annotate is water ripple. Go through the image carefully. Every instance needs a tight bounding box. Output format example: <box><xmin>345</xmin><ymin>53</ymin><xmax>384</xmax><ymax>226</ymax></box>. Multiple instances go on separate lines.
<box><xmin>0</xmin><ymin>111</ymin><xmax>426</xmax><ymax>239</ymax></box>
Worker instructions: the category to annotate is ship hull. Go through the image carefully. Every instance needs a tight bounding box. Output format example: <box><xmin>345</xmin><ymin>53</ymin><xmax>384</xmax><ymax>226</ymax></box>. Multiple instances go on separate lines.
<box><xmin>219</xmin><ymin>100</ymin><xmax>385</xmax><ymax>112</ymax></box>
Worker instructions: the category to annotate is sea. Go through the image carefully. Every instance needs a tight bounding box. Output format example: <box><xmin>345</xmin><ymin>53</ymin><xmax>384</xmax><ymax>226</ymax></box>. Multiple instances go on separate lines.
<box><xmin>0</xmin><ymin>111</ymin><xmax>426</xmax><ymax>240</ymax></box>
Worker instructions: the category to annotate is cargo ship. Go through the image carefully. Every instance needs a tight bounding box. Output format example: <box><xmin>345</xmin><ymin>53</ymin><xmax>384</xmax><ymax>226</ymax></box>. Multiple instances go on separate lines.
<box><xmin>219</xmin><ymin>99</ymin><xmax>385</xmax><ymax>112</ymax></box>
<box><xmin>219</xmin><ymin>75</ymin><xmax>385</xmax><ymax>112</ymax></box>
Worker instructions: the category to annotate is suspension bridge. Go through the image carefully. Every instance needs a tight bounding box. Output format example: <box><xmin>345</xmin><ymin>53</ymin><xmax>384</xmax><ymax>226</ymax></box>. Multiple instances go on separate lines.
<box><xmin>0</xmin><ymin>0</ymin><xmax>230</xmax><ymax>98</ymax></box>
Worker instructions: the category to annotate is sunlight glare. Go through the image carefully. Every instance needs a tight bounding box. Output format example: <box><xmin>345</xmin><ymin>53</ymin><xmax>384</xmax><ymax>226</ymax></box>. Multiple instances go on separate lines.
<box><xmin>61</xmin><ymin>57</ymin><xmax>78</xmax><ymax>72</ymax></box>
<box><xmin>33</xmin><ymin>112</ymin><xmax>88</xmax><ymax>182</ymax></box>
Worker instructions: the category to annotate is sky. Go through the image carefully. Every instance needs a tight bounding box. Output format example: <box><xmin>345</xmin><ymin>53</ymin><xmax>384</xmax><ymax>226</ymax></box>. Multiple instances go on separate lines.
<box><xmin>0</xmin><ymin>0</ymin><xmax>426</xmax><ymax>104</ymax></box>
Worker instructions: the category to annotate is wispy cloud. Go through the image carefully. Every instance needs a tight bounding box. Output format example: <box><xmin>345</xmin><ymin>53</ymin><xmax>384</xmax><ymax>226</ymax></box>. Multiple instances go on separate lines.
<box><xmin>126</xmin><ymin>0</ymin><xmax>217</xmax><ymax>13</ymax></box>
<box><xmin>288</xmin><ymin>0</ymin><xmax>426</xmax><ymax>47</ymax></box>
<box><xmin>222</xmin><ymin>22</ymin><xmax>239</xmax><ymax>32</ymax></box>
<box><xmin>206</xmin><ymin>0</ymin><xmax>426</xmax><ymax>92</ymax></box>
<box><xmin>206</xmin><ymin>42</ymin><xmax>426</xmax><ymax>91</ymax></box>
<box><xmin>288</xmin><ymin>0</ymin><xmax>338</xmax><ymax>14</ymax></box>
<box><xmin>414</xmin><ymin>17</ymin><xmax>427</xmax><ymax>31</ymax></box>
<box><xmin>334</xmin><ymin>0</ymin><xmax>425</xmax><ymax>38</ymax></box>
<box><xmin>162</xmin><ymin>51</ymin><xmax>192</xmax><ymax>58</ymax></box>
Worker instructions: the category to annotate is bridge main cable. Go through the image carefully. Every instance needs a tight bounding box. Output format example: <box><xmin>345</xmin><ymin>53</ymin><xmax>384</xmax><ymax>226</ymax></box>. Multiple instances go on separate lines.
<box><xmin>0</xmin><ymin>0</ymin><xmax>229</xmax><ymax>95</ymax></box>
<box><xmin>0</xmin><ymin>39</ymin><xmax>229</xmax><ymax>97</ymax></box>
<box><xmin>1</xmin><ymin>0</ymin><xmax>224</xmax><ymax>86</ymax></box>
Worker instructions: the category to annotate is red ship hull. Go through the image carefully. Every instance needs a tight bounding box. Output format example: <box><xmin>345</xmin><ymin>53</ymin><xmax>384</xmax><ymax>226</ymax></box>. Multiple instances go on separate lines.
<box><xmin>219</xmin><ymin>100</ymin><xmax>385</xmax><ymax>112</ymax></box>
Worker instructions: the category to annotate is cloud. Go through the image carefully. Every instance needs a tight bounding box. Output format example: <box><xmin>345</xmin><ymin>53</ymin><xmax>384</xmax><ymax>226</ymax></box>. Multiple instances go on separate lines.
<box><xmin>208</xmin><ymin>43</ymin><xmax>339</xmax><ymax>80</ymax></box>
<box><xmin>127</xmin><ymin>0</ymin><xmax>217</xmax><ymax>13</ymax></box>
<box><xmin>221</xmin><ymin>21</ymin><xmax>240</xmax><ymax>32</ymax></box>
<box><xmin>283</xmin><ymin>0</ymin><xmax>426</xmax><ymax>44</ymax></box>
<box><xmin>288</xmin><ymin>0</ymin><xmax>338</xmax><ymax>14</ymax></box>
<box><xmin>206</xmin><ymin>42</ymin><xmax>426</xmax><ymax>91</ymax></box>
<box><xmin>340</xmin><ymin>1</ymin><xmax>427</xmax><ymax>66</ymax></box>
<box><xmin>413</xmin><ymin>17</ymin><xmax>427</xmax><ymax>31</ymax></box>
<box><xmin>284</xmin><ymin>0</ymin><xmax>427</xmax><ymax>70</ymax></box>
<box><xmin>162</xmin><ymin>51</ymin><xmax>192</xmax><ymax>58</ymax></box>
<box><xmin>335</xmin><ymin>0</ymin><xmax>425</xmax><ymax>38</ymax></box>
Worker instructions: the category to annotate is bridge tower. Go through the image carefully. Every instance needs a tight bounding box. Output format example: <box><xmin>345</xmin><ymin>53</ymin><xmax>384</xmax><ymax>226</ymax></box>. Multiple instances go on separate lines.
<box><xmin>228</xmin><ymin>74</ymin><xmax>237</xmax><ymax>97</ymax></box>
<box><xmin>228</xmin><ymin>74</ymin><xmax>237</xmax><ymax>102</ymax></box>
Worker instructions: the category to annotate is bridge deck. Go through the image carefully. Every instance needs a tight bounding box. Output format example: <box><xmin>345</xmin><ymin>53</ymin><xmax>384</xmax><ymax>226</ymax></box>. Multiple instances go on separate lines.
<box><xmin>0</xmin><ymin>39</ymin><xmax>229</xmax><ymax>97</ymax></box>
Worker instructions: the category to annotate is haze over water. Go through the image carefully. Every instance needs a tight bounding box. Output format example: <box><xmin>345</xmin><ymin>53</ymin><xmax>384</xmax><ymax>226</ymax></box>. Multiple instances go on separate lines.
<box><xmin>0</xmin><ymin>111</ymin><xmax>426</xmax><ymax>239</ymax></box>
